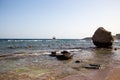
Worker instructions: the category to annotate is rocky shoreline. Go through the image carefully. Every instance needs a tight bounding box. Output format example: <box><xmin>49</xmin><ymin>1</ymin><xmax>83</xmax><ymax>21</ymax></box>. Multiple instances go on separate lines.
<box><xmin>0</xmin><ymin>27</ymin><xmax>120</xmax><ymax>80</ymax></box>
<box><xmin>0</xmin><ymin>47</ymin><xmax>120</xmax><ymax>80</ymax></box>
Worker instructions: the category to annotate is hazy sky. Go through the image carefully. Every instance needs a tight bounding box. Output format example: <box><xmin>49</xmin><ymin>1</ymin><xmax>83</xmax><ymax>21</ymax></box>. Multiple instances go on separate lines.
<box><xmin>0</xmin><ymin>0</ymin><xmax>120</xmax><ymax>39</ymax></box>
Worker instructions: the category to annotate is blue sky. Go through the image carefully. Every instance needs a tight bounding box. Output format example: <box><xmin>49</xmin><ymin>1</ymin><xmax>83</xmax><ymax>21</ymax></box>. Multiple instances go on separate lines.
<box><xmin>0</xmin><ymin>0</ymin><xmax>120</xmax><ymax>39</ymax></box>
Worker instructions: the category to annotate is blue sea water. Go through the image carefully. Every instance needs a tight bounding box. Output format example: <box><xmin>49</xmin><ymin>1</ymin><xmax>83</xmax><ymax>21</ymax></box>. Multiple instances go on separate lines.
<box><xmin>0</xmin><ymin>39</ymin><xmax>120</xmax><ymax>54</ymax></box>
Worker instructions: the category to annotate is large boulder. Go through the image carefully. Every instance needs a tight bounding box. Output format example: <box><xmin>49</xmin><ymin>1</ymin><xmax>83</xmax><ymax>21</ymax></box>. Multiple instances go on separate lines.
<box><xmin>92</xmin><ymin>27</ymin><xmax>114</xmax><ymax>48</ymax></box>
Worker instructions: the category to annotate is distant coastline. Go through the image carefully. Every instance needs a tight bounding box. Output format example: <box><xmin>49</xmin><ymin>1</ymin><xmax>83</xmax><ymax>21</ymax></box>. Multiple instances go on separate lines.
<box><xmin>82</xmin><ymin>33</ymin><xmax>120</xmax><ymax>40</ymax></box>
<box><xmin>82</xmin><ymin>37</ymin><xmax>92</xmax><ymax>40</ymax></box>
<box><xmin>0</xmin><ymin>33</ymin><xmax>120</xmax><ymax>40</ymax></box>
<box><xmin>0</xmin><ymin>38</ymin><xmax>81</xmax><ymax>40</ymax></box>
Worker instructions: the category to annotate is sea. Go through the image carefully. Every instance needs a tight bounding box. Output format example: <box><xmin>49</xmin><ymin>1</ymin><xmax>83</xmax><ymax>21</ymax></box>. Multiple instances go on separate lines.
<box><xmin>0</xmin><ymin>39</ymin><xmax>120</xmax><ymax>80</ymax></box>
<box><xmin>0</xmin><ymin>39</ymin><xmax>120</xmax><ymax>54</ymax></box>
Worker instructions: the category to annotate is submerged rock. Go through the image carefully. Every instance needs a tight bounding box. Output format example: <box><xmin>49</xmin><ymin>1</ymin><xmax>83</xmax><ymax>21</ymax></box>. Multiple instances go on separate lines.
<box><xmin>92</xmin><ymin>27</ymin><xmax>114</xmax><ymax>48</ymax></box>
<box><xmin>56</xmin><ymin>51</ymin><xmax>73</xmax><ymax>60</ymax></box>
<box><xmin>56</xmin><ymin>55</ymin><xmax>73</xmax><ymax>60</ymax></box>
<box><xmin>61</xmin><ymin>51</ymin><xmax>70</xmax><ymax>54</ymax></box>
<box><xmin>83</xmin><ymin>64</ymin><xmax>101</xmax><ymax>69</ymax></box>
<box><xmin>49</xmin><ymin>51</ymin><xmax>57</xmax><ymax>57</ymax></box>
<box><xmin>83</xmin><ymin>66</ymin><xmax>99</xmax><ymax>69</ymax></box>
<box><xmin>89</xmin><ymin>64</ymin><xmax>100</xmax><ymax>67</ymax></box>
<box><xmin>49</xmin><ymin>51</ymin><xmax>73</xmax><ymax>60</ymax></box>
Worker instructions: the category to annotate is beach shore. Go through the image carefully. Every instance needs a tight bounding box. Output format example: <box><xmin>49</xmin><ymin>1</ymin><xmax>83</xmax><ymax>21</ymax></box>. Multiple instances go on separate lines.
<box><xmin>0</xmin><ymin>47</ymin><xmax>120</xmax><ymax>80</ymax></box>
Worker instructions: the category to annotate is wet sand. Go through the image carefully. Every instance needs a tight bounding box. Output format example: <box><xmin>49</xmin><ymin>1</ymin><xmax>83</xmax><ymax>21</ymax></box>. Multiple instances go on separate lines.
<box><xmin>0</xmin><ymin>48</ymin><xmax>120</xmax><ymax>80</ymax></box>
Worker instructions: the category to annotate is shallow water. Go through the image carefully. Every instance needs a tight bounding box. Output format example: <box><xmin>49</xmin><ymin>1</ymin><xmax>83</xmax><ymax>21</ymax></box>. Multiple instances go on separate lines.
<box><xmin>0</xmin><ymin>39</ymin><xmax>120</xmax><ymax>80</ymax></box>
<box><xmin>0</xmin><ymin>48</ymin><xmax>120</xmax><ymax>80</ymax></box>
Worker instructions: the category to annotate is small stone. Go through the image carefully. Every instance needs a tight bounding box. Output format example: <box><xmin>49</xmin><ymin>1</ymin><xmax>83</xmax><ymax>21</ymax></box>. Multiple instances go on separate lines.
<box><xmin>75</xmin><ymin>60</ymin><xmax>80</xmax><ymax>63</ymax></box>
<box><xmin>49</xmin><ymin>51</ymin><xmax>57</xmax><ymax>57</ymax></box>
<box><xmin>114</xmin><ymin>48</ymin><xmax>117</xmax><ymax>50</ymax></box>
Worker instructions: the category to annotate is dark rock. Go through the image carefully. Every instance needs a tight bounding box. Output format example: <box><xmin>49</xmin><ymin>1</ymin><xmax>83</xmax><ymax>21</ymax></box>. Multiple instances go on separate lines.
<box><xmin>83</xmin><ymin>66</ymin><xmax>99</xmax><ymax>69</ymax></box>
<box><xmin>89</xmin><ymin>64</ymin><xmax>100</xmax><ymax>67</ymax></box>
<box><xmin>61</xmin><ymin>51</ymin><xmax>70</xmax><ymax>54</ymax></box>
<box><xmin>49</xmin><ymin>51</ymin><xmax>57</xmax><ymax>57</ymax></box>
<box><xmin>83</xmin><ymin>64</ymin><xmax>101</xmax><ymax>69</ymax></box>
<box><xmin>50</xmin><ymin>51</ymin><xmax>73</xmax><ymax>60</ymax></box>
<box><xmin>92</xmin><ymin>27</ymin><xmax>114</xmax><ymax>48</ymax></box>
<box><xmin>75</xmin><ymin>60</ymin><xmax>80</xmax><ymax>63</ymax></box>
<box><xmin>114</xmin><ymin>48</ymin><xmax>117</xmax><ymax>50</ymax></box>
<box><xmin>93</xmin><ymin>42</ymin><xmax>113</xmax><ymax>48</ymax></box>
<box><xmin>56</xmin><ymin>54</ymin><xmax>73</xmax><ymax>60</ymax></box>
<box><xmin>56</xmin><ymin>51</ymin><xmax>73</xmax><ymax>60</ymax></box>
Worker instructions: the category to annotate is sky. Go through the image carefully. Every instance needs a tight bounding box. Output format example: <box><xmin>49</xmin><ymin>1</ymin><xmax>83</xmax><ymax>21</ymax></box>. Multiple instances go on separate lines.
<box><xmin>0</xmin><ymin>0</ymin><xmax>120</xmax><ymax>39</ymax></box>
